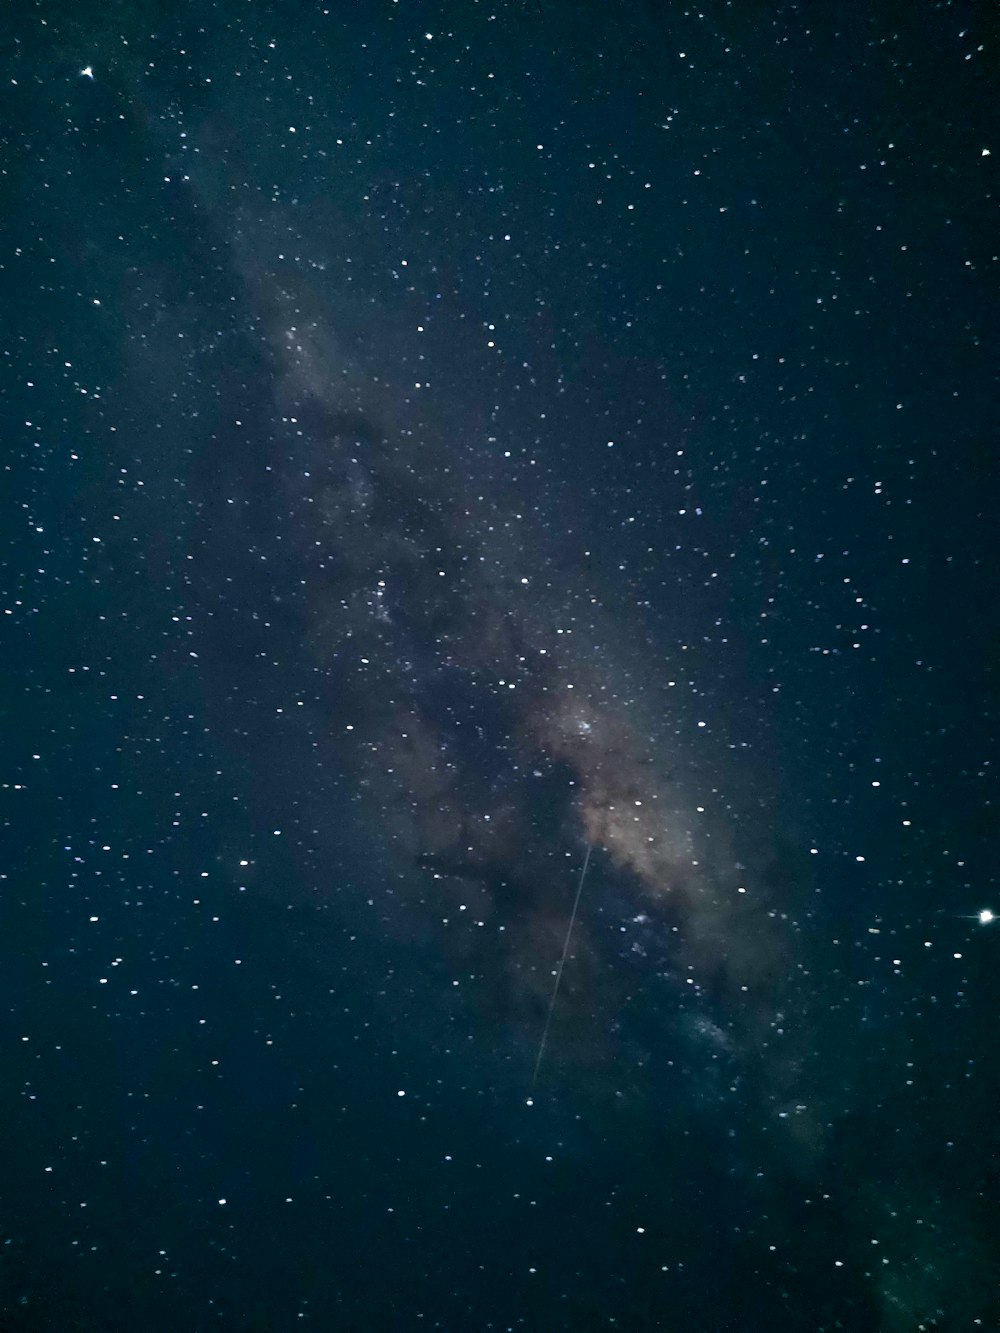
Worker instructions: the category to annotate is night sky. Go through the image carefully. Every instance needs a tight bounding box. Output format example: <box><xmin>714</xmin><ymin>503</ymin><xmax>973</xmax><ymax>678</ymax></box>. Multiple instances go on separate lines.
<box><xmin>2</xmin><ymin>3</ymin><xmax>997</xmax><ymax>1330</ymax></box>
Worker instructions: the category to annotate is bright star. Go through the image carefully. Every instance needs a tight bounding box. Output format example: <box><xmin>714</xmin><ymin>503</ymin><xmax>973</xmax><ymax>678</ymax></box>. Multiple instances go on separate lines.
<box><xmin>80</xmin><ymin>66</ymin><xmax>94</xmax><ymax>80</ymax></box>
<box><xmin>978</xmin><ymin>909</ymin><xmax>995</xmax><ymax>925</ymax></box>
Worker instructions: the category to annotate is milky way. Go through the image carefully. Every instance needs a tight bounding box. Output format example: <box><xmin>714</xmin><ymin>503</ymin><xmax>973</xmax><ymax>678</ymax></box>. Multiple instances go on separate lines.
<box><xmin>5</xmin><ymin>8</ymin><xmax>991</xmax><ymax>1325</ymax></box>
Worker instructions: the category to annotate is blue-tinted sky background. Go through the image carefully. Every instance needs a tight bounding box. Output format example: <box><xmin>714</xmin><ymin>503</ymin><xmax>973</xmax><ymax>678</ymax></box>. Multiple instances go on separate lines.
<box><xmin>2</xmin><ymin>2</ymin><xmax>996</xmax><ymax>1329</ymax></box>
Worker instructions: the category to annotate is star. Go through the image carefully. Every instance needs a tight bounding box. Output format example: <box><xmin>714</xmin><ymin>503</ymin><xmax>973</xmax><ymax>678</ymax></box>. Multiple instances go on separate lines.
<box><xmin>80</xmin><ymin>66</ymin><xmax>94</xmax><ymax>80</ymax></box>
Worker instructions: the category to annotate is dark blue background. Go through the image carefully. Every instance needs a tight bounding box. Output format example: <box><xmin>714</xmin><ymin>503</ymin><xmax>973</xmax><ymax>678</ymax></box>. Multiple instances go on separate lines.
<box><xmin>2</xmin><ymin>2</ymin><xmax>996</xmax><ymax>1329</ymax></box>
